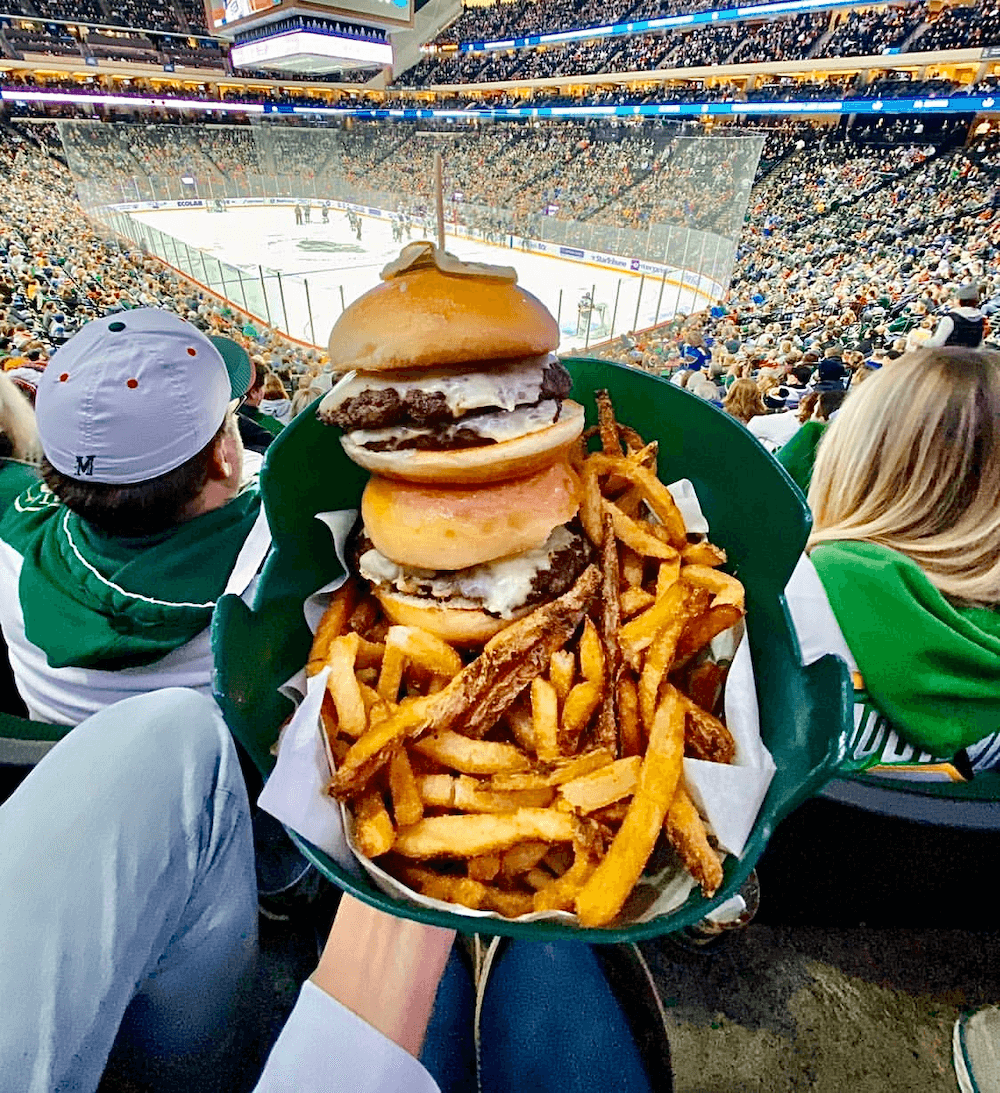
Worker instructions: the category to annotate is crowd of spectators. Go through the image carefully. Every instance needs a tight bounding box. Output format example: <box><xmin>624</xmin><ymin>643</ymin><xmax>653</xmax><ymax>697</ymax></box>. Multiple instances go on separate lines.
<box><xmin>1</xmin><ymin>106</ymin><xmax>996</xmax><ymax>391</ymax></box>
<box><xmin>816</xmin><ymin>3</ymin><xmax>925</xmax><ymax>58</ymax></box>
<box><xmin>589</xmin><ymin>121</ymin><xmax>1000</xmax><ymax>417</ymax></box>
<box><xmin>398</xmin><ymin>4</ymin><xmax>923</xmax><ymax>87</ymax></box>
<box><xmin>7</xmin><ymin>0</ymin><xmax>1000</xmax><ymax>94</ymax></box>
<box><xmin>0</xmin><ymin>123</ymin><xmax>323</xmax><ymax>409</ymax></box>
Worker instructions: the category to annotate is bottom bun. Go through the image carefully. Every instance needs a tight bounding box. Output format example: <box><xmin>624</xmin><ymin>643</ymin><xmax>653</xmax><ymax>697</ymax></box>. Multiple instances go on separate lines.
<box><xmin>373</xmin><ymin>588</ymin><xmax>518</xmax><ymax>646</ymax></box>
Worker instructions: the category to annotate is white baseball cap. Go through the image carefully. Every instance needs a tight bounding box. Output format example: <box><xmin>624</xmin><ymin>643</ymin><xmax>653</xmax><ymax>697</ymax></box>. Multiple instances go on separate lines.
<box><xmin>36</xmin><ymin>308</ymin><xmax>252</xmax><ymax>484</ymax></box>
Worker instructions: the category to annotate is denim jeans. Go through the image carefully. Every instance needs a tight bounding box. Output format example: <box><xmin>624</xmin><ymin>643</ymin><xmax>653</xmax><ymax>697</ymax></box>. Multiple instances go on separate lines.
<box><xmin>0</xmin><ymin>688</ymin><xmax>257</xmax><ymax>1093</ymax></box>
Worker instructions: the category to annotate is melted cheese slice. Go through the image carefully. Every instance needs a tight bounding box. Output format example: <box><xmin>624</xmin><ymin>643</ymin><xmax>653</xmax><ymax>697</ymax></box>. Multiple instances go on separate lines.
<box><xmin>323</xmin><ymin>354</ymin><xmax>559</xmax><ymax>418</ymax></box>
<box><xmin>359</xmin><ymin>525</ymin><xmax>577</xmax><ymax>618</ymax></box>
<box><xmin>348</xmin><ymin>400</ymin><xmax>562</xmax><ymax>450</ymax></box>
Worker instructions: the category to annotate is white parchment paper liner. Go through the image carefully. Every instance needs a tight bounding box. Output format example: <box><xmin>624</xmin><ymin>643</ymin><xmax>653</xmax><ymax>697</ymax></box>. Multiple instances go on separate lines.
<box><xmin>259</xmin><ymin>481</ymin><xmax>776</xmax><ymax>926</ymax></box>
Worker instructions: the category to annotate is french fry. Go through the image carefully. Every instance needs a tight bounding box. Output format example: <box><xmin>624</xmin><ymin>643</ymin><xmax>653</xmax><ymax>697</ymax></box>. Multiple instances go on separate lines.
<box><xmin>679</xmin><ymin>693</ymin><xmax>737</xmax><ymax>764</ymax></box>
<box><xmin>620</xmin><ymin>586</ymin><xmax>655</xmax><ymax>618</ymax></box>
<box><xmin>524</xmin><ymin>866</ymin><xmax>555</xmax><ymax>891</ymax></box>
<box><xmin>531</xmin><ymin>677</ymin><xmax>560</xmax><ymax>762</ymax></box>
<box><xmin>603</xmin><ymin>500</ymin><xmax>680</xmax><ymax>561</ymax></box>
<box><xmin>307</xmin><ymin>579</ymin><xmax>360</xmax><ymax>675</ymax></box>
<box><xmin>353</xmin><ymin>788</ymin><xmax>395</xmax><ymax>858</ymax></box>
<box><xmin>596</xmin><ymin>388</ymin><xmax>624</xmax><ymax>457</ymax></box>
<box><xmin>483</xmin><ymin>888</ymin><xmax>536</xmax><ymax>919</ymax></box>
<box><xmin>617</xmin><ymin>674</ymin><xmax>642</xmax><ymax>758</ymax></box>
<box><xmin>639</xmin><ymin>608</ymin><xmax>689</xmax><ymax>733</ymax></box>
<box><xmin>619</xmin><ymin>580</ymin><xmax>688</xmax><ymax>670</ymax></box>
<box><xmin>386</xmin><ymin>625</ymin><xmax>463</xmax><ymax>679</ymax></box>
<box><xmin>388</xmin><ymin>748</ymin><xmax>424</xmax><ymax>828</ymax></box>
<box><xmin>454</xmin><ymin>566</ymin><xmax>602</xmax><ymax>740</ymax></box>
<box><xmin>398</xmin><ymin>865</ymin><xmax>488</xmax><ymax>910</ymax></box>
<box><xmin>489</xmin><ymin>749</ymin><xmax>614</xmax><ymax>791</ymax></box>
<box><xmin>320</xmin><ymin>690</ymin><xmax>339</xmax><ymax>744</ymax></box>
<box><xmin>392</xmin><ymin>808</ymin><xmax>578</xmax><ymax>860</ymax></box>
<box><xmin>665</xmin><ymin>783</ymin><xmax>724</xmax><ymax>897</ymax></box>
<box><xmin>548</xmin><ymin>651</ymin><xmax>576</xmax><ymax>705</ymax></box>
<box><xmin>617</xmin><ymin>423</ymin><xmax>646</xmax><ymax>455</ymax></box>
<box><xmin>559</xmin><ymin>680</ymin><xmax>602</xmax><ymax>752</ymax></box>
<box><xmin>468</xmin><ymin>854</ymin><xmax>501</xmax><ymax>882</ymax></box>
<box><xmin>453</xmin><ymin>775</ymin><xmax>555</xmax><ymax>813</ymax></box>
<box><xmin>532</xmin><ymin>848</ymin><xmax>598</xmax><ymax>913</ymax></box>
<box><xmin>327</xmin><ymin>633</ymin><xmax>367</xmax><ymax>738</ymax></box>
<box><xmin>682</xmin><ymin>541</ymin><xmax>727</xmax><ymax>568</ymax></box>
<box><xmin>415</xmin><ymin>772</ymin><xmax>457</xmax><ymax>808</ymax></box>
<box><xmin>675</xmin><ymin>604</ymin><xmax>743</xmax><ymax>663</ymax></box>
<box><xmin>620</xmin><ymin>546</ymin><xmax>645</xmax><ymax>589</ymax></box>
<box><xmin>587</xmin><ymin>454</ymin><xmax>688</xmax><ymax>549</ymax></box>
<box><xmin>579</xmin><ymin>617</ymin><xmax>605</xmax><ymax>685</ymax></box>
<box><xmin>355</xmin><ymin>637</ymin><xmax>387</xmax><ymax>670</ymax></box>
<box><xmin>413</xmin><ymin>731</ymin><xmax>531</xmax><ymax>775</ymax></box>
<box><xmin>686</xmin><ymin>661</ymin><xmax>725</xmax><ymax>716</ymax></box>
<box><xmin>681</xmin><ymin>565</ymin><xmax>745</xmax><ymax>610</ymax></box>
<box><xmin>504</xmin><ymin>696</ymin><xmax>537</xmax><ymax>754</ymax></box>
<box><xmin>655</xmin><ymin>557</ymin><xmax>681</xmax><ymax>597</ymax></box>
<box><xmin>580</xmin><ymin>463</ymin><xmax>605</xmax><ymax>547</ymax></box>
<box><xmin>575</xmin><ymin>688</ymin><xmax>685</xmax><ymax>927</ymax></box>
<box><xmin>501</xmin><ymin>840</ymin><xmax>552</xmax><ymax>877</ymax></box>
<box><xmin>558</xmin><ymin>756</ymin><xmax>641</xmax><ymax>814</ymax></box>
<box><xmin>594</xmin><ymin>508</ymin><xmax>620</xmax><ymax>755</ymax></box>
<box><xmin>377</xmin><ymin>642</ymin><xmax>406</xmax><ymax>704</ymax></box>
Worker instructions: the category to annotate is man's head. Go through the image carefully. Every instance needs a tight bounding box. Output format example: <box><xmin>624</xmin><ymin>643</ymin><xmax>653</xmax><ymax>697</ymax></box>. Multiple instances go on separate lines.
<box><xmin>242</xmin><ymin>362</ymin><xmax>266</xmax><ymax>408</ymax></box>
<box><xmin>957</xmin><ymin>282</ymin><xmax>980</xmax><ymax>306</ymax></box>
<box><xmin>36</xmin><ymin>308</ymin><xmax>252</xmax><ymax>537</ymax></box>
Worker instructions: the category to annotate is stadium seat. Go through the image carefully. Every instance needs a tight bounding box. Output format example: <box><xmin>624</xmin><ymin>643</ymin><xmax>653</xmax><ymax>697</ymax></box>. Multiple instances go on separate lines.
<box><xmin>212</xmin><ymin>357</ymin><xmax>854</xmax><ymax>940</ymax></box>
<box><xmin>819</xmin><ymin>772</ymin><xmax>1000</xmax><ymax>830</ymax></box>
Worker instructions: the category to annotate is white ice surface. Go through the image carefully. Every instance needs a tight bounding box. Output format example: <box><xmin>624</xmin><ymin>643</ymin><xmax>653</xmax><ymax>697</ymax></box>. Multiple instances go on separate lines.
<box><xmin>129</xmin><ymin>204</ymin><xmax>710</xmax><ymax>351</ymax></box>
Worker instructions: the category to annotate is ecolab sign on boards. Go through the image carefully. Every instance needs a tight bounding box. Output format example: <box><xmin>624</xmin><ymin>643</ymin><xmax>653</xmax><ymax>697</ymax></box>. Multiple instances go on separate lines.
<box><xmin>177</xmin><ymin>199</ymin><xmax>204</xmax><ymax>207</ymax></box>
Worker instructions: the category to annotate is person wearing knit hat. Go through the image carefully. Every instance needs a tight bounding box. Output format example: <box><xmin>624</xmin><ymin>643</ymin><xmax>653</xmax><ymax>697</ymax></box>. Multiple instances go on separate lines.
<box><xmin>0</xmin><ymin>307</ymin><xmax>270</xmax><ymax>727</ymax></box>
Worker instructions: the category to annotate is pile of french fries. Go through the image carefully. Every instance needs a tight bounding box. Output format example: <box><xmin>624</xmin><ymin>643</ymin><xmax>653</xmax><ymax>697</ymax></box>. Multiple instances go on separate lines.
<box><xmin>307</xmin><ymin>390</ymin><xmax>745</xmax><ymax>928</ymax></box>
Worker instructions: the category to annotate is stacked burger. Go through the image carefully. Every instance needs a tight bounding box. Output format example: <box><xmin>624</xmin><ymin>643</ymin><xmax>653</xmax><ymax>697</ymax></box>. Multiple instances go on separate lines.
<box><xmin>318</xmin><ymin>242</ymin><xmax>592</xmax><ymax>645</ymax></box>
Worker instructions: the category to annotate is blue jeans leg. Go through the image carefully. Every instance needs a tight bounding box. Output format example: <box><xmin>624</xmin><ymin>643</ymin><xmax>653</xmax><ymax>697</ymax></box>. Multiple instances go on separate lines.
<box><xmin>419</xmin><ymin>944</ymin><xmax>478</xmax><ymax>1093</ymax></box>
<box><xmin>0</xmin><ymin>688</ymin><xmax>257</xmax><ymax>1093</ymax></box>
<box><xmin>479</xmin><ymin>941</ymin><xmax>655</xmax><ymax>1093</ymax></box>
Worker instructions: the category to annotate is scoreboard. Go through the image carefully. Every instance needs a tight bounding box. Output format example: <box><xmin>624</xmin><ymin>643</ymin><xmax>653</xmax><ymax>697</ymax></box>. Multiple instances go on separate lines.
<box><xmin>208</xmin><ymin>0</ymin><xmax>412</xmax><ymax>34</ymax></box>
<box><xmin>211</xmin><ymin>0</ymin><xmax>409</xmax><ymax>74</ymax></box>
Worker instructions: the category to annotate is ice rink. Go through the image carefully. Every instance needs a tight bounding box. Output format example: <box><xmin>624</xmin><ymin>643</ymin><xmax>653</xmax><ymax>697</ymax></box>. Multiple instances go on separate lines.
<box><xmin>128</xmin><ymin>203</ymin><xmax>715</xmax><ymax>350</ymax></box>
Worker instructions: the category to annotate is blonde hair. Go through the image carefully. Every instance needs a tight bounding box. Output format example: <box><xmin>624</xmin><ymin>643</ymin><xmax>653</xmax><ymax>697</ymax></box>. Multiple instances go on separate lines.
<box><xmin>723</xmin><ymin>378</ymin><xmax>767</xmax><ymax>424</ymax></box>
<box><xmin>262</xmin><ymin>373</ymin><xmax>287</xmax><ymax>399</ymax></box>
<box><xmin>0</xmin><ymin>372</ymin><xmax>41</xmax><ymax>463</ymax></box>
<box><xmin>807</xmin><ymin>347</ymin><xmax>1000</xmax><ymax>605</ymax></box>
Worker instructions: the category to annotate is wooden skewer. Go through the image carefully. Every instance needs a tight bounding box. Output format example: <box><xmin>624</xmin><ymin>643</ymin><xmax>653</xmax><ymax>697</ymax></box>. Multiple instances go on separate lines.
<box><xmin>434</xmin><ymin>150</ymin><xmax>445</xmax><ymax>251</ymax></box>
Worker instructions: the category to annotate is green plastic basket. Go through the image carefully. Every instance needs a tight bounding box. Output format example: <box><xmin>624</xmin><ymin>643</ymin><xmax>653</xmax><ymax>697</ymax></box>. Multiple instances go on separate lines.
<box><xmin>212</xmin><ymin>358</ymin><xmax>854</xmax><ymax>941</ymax></box>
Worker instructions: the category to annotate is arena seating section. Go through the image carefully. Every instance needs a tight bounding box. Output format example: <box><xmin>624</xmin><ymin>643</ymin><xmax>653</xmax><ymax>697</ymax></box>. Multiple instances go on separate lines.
<box><xmin>2</xmin><ymin>0</ymin><xmax>999</xmax><ymax>375</ymax></box>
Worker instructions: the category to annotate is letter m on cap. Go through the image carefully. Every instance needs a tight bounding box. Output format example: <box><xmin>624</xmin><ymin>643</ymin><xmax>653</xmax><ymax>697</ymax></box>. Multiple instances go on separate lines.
<box><xmin>75</xmin><ymin>455</ymin><xmax>96</xmax><ymax>476</ymax></box>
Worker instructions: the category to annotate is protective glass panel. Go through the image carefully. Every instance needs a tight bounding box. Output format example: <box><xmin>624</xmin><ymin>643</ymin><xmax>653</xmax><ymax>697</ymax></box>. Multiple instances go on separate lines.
<box><xmin>56</xmin><ymin>117</ymin><xmax>762</xmax><ymax>351</ymax></box>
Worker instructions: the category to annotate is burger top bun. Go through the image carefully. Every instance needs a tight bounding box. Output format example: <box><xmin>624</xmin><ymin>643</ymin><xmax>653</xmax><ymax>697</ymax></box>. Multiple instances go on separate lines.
<box><xmin>362</xmin><ymin>458</ymin><xmax>580</xmax><ymax>572</ymax></box>
<box><xmin>328</xmin><ymin>241</ymin><xmax>559</xmax><ymax>373</ymax></box>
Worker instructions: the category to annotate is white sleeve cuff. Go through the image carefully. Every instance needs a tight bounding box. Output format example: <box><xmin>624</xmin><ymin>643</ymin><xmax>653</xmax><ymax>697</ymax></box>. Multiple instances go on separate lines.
<box><xmin>254</xmin><ymin>979</ymin><xmax>442</xmax><ymax>1093</ymax></box>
